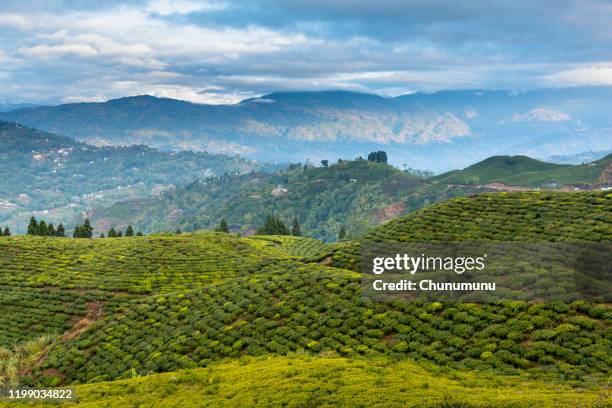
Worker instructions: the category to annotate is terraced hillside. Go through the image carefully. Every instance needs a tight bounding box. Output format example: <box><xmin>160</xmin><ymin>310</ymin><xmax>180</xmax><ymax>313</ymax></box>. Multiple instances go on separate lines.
<box><xmin>0</xmin><ymin>233</ymin><xmax>287</xmax><ymax>349</ymax></box>
<box><xmin>0</xmin><ymin>192</ymin><xmax>610</xmax><ymax>406</ymax></box>
<box><xmin>329</xmin><ymin>191</ymin><xmax>612</xmax><ymax>270</ymax></box>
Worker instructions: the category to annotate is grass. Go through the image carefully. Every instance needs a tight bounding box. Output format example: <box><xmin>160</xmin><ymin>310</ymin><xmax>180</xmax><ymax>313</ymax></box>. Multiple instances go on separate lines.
<box><xmin>1</xmin><ymin>355</ymin><xmax>608</xmax><ymax>407</ymax></box>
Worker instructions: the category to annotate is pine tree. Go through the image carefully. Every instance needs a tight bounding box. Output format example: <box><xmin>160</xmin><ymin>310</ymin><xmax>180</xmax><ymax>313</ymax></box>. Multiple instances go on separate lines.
<box><xmin>175</xmin><ymin>228</ymin><xmax>182</xmax><ymax>234</ymax></box>
<box><xmin>48</xmin><ymin>223</ymin><xmax>56</xmax><ymax>236</ymax></box>
<box><xmin>257</xmin><ymin>215</ymin><xmax>289</xmax><ymax>235</ymax></box>
<box><xmin>56</xmin><ymin>224</ymin><xmax>65</xmax><ymax>237</ymax></box>
<box><xmin>116</xmin><ymin>230</ymin><xmax>123</xmax><ymax>237</ymax></box>
<box><xmin>338</xmin><ymin>226</ymin><xmax>346</xmax><ymax>241</ymax></box>
<box><xmin>27</xmin><ymin>217</ymin><xmax>38</xmax><ymax>235</ymax></box>
<box><xmin>100</xmin><ymin>233</ymin><xmax>105</xmax><ymax>238</ymax></box>
<box><xmin>83</xmin><ymin>219</ymin><xmax>93</xmax><ymax>238</ymax></box>
<box><xmin>215</xmin><ymin>219</ymin><xmax>229</xmax><ymax>233</ymax></box>
<box><xmin>38</xmin><ymin>220</ymin><xmax>48</xmax><ymax>236</ymax></box>
<box><xmin>136</xmin><ymin>232</ymin><xmax>143</xmax><ymax>236</ymax></box>
<box><xmin>73</xmin><ymin>226</ymin><xmax>81</xmax><ymax>238</ymax></box>
<box><xmin>108</xmin><ymin>228</ymin><xmax>117</xmax><ymax>238</ymax></box>
<box><xmin>125</xmin><ymin>225</ymin><xmax>134</xmax><ymax>237</ymax></box>
<box><xmin>292</xmin><ymin>217</ymin><xmax>301</xmax><ymax>236</ymax></box>
<box><xmin>2</xmin><ymin>226</ymin><xmax>10</xmax><ymax>236</ymax></box>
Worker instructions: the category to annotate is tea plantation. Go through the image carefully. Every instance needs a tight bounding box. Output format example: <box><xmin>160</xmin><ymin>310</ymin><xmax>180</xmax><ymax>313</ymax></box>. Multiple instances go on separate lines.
<box><xmin>2</xmin><ymin>356</ymin><xmax>607</xmax><ymax>407</ymax></box>
<box><xmin>328</xmin><ymin>191</ymin><xmax>612</xmax><ymax>270</ymax></box>
<box><xmin>0</xmin><ymin>191</ymin><xmax>610</xmax><ymax>406</ymax></box>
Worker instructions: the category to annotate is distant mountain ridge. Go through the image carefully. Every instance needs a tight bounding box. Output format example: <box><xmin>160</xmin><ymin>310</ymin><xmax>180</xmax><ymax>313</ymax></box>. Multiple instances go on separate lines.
<box><xmin>2</xmin><ymin>87</ymin><xmax>612</xmax><ymax>172</ymax></box>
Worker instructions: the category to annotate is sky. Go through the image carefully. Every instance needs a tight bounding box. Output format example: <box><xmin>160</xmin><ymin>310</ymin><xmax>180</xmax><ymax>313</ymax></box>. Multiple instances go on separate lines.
<box><xmin>0</xmin><ymin>0</ymin><xmax>611</xmax><ymax>105</ymax></box>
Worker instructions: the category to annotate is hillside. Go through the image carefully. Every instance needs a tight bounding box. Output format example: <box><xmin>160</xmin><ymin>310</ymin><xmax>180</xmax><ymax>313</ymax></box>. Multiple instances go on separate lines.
<box><xmin>430</xmin><ymin>154</ymin><xmax>612</xmax><ymax>187</ymax></box>
<box><xmin>0</xmin><ymin>192</ymin><xmax>610</xmax><ymax>404</ymax></box>
<box><xmin>0</xmin><ymin>121</ymin><xmax>261</xmax><ymax>234</ymax></box>
<box><xmin>2</xmin><ymin>356</ymin><xmax>605</xmax><ymax>407</ymax></box>
<box><xmin>91</xmin><ymin>159</ymin><xmax>480</xmax><ymax>241</ymax></box>
<box><xmin>2</xmin><ymin>87</ymin><xmax>612</xmax><ymax>172</ymax></box>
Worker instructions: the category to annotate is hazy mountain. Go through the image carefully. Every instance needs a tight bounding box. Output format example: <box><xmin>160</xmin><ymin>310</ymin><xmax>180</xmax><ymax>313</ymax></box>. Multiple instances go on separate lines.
<box><xmin>0</xmin><ymin>121</ymin><xmax>262</xmax><ymax>233</ymax></box>
<box><xmin>2</xmin><ymin>87</ymin><xmax>612</xmax><ymax>172</ymax></box>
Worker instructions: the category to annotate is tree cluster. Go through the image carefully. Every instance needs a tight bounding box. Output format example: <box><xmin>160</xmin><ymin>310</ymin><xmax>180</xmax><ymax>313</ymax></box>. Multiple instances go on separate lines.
<box><xmin>256</xmin><ymin>215</ymin><xmax>302</xmax><ymax>236</ymax></box>
<box><xmin>105</xmin><ymin>225</ymin><xmax>142</xmax><ymax>238</ymax></box>
<box><xmin>2</xmin><ymin>226</ymin><xmax>10</xmax><ymax>236</ymax></box>
<box><xmin>73</xmin><ymin>219</ymin><xmax>93</xmax><ymax>238</ymax></box>
<box><xmin>367</xmin><ymin>151</ymin><xmax>388</xmax><ymax>163</ymax></box>
<box><xmin>27</xmin><ymin>217</ymin><xmax>65</xmax><ymax>237</ymax></box>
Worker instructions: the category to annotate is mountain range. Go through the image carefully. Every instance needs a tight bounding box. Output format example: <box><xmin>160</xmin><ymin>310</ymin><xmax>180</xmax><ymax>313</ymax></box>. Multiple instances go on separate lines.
<box><xmin>2</xmin><ymin>87</ymin><xmax>612</xmax><ymax>172</ymax></box>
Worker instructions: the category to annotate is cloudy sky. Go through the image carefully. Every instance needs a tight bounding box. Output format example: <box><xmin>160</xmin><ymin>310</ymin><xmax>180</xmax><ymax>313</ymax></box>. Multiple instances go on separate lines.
<box><xmin>1</xmin><ymin>0</ymin><xmax>611</xmax><ymax>104</ymax></box>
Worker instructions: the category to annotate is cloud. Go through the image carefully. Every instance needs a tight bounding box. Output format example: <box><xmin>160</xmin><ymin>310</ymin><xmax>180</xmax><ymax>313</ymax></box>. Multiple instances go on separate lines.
<box><xmin>146</xmin><ymin>0</ymin><xmax>225</xmax><ymax>15</ymax></box>
<box><xmin>543</xmin><ymin>65</ymin><xmax>612</xmax><ymax>86</ymax></box>
<box><xmin>0</xmin><ymin>1</ymin><xmax>611</xmax><ymax>104</ymax></box>
<box><xmin>20</xmin><ymin>44</ymin><xmax>99</xmax><ymax>58</ymax></box>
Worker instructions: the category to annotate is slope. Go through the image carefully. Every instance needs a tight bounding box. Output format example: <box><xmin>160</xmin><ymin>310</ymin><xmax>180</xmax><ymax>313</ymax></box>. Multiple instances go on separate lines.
<box><xmin>91</xmin><ymin>158</ymin><xmax>479</xmax><ymax>241</ymax></box>
<box><xmin>1</xmin><ymin>192</ymin><xmax>609</xmax><ymax>391</ymax></box>
<box><xmin>430</xmin><ymin>154</ymin><xmax>611</xmax><ymax>187</ymax></box>
<box><xmin>0</xmin><ymin>121</ymin><xmax>260</xmax><ymax>233</ymax></box>
<box><xmin>2</xmin><ymin>356</ymin><xmax>606</xmax><ymax>407</ymax></box>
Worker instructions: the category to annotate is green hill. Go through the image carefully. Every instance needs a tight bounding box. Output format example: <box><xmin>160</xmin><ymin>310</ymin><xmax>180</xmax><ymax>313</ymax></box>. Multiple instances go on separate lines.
<box><xmin>2</xmin><ymin>356</ymin><xmax>606</xmax><ymax>408</ymax></box>
<box><xmin>0</xmin><ymin>121</ymin><xmax>260</xmax><ymax>234</ymax></box>
<box><xmin>430</xmin><ymin>154</ymin><xmax>611</xmax><ymax>187</ymax></box>
<box><xmin>0</xmin><ymin>192</ymin><xmax>610</xmax><ymax>403</ymax></box>
<box><xmin>92</xmin><ymin>159</ymin><xmax>479</xmax><ymax>241</ymax></box>
<box><xmin>328</xmin><ymin>191</ymin><xmax>612</xmax><ymax>271</ymax></box>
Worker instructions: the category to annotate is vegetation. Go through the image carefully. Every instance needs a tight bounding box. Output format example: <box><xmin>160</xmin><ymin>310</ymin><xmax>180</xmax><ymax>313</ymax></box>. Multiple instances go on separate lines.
<box><xmin>2</xmin><ymin>356</ymin><xmax>607</xmax><ymax>407</ymax></box>
<box><xmin>368</xmin><ymin>150</ymin><xmax>388</xmax><ymax>163</ymax></box>
<box><xmin>256</xmin><ymin>215</ymin><xmax>290</xmax><ymax>235</ymax></box>
<box><xmin>26</xmin><ymin>217</ymin><xmax>65</xmax><ymax>237</ymax></box>
<box><xmin>431</xmin><ymin>154</ymin><xmax>611</xmax><ymax>187</ymax></box>
<box><xmin>94</xmin><ymin>158</ymin><xmax>479</xmax><ymax>241</ymax></box>
<box><xmin>0</xmin><ymin>121</ymin><xmax>264</xmax><ymax>234</ymax></box>
<box><xmin>0</xmin><ymin>191</ymin><xmax>609</xmax><ymax>406</ymax></box>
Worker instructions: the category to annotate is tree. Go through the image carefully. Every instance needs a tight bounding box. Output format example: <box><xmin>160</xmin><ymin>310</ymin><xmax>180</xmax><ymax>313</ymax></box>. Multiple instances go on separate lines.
<box><xmin>338</xmin><ymin>226</ymin><xmax>346</xmax><ymax>241</ymax></box>
<box><xmin>136</xmin><ymin>232</ymin><xmax>143</xmax><ymax>236</ymax></box>
<box><xmin>321</xmin><ymin>160</ymin><xmax>329</xmax><ymax>168</ymax></box>
<box><xmin>367</xmin><ymin>151</ymin><xmax>387</xmax><ymax>163</ymax></box>
<box><xmin>27</xmin><ymin>217</ymin><xmax>38</xmax><ymax>235</ymax></box>
<box><xmin>48</xmin><ymin>223</ymin><xmax>56</xmax><ymax>236</ymax></box>
<box><xmin>116</xmin><ymin>230</ymin><xmax>123</xmax><ymax>237</ymax></box>
<box><xmin>175</xmin><ymin>228</ymin><xmax>182</xmax><ymax>234</ymax></box>
<box><xmin>56</xmin><ymin>224</ymin><xmax>65</xmax><ymax>237</ymax></box>
<box><xmin>38</xmin><ymin>220</ymin><xmax>48</xmax><ymax>236</ymax></box>
<box><xmin>257</xmin><ymin>215</ymin><xmax>289</xmax><ymax>235</ymax></box>
<box><xmin>82</xmin><ymin>219</ymin><xmax>93</xmax><ymax>238</ymax></box>
<box><xmin>215</xmin><ymin>219</ymin><xmax>229</xmax><ymax>233</ymax></box>
<box><xmin>108</xmin><ymin>228</ymin><xmax>117</xmax><ymax>238</ymax></box>
<box><xmin>125</xmin><ymin>225</ymin><xmax>134</xmax><ymax>237</ymax></box>
<box><xmin>99</xmin><ymin>233</ymin><xmax>105</xmax><ymax>238</ymax></box>
<box><xmin>292</xmin><ymin>217</ymin><xmax>301</xmax><ymax>236</ymax></box>
<box><xmin>73</xmin><ymin>219</ymin><xmax>93</xmax><ymax>238</ymax></box>
<box><xmin>2</xmin><ymin>226</ymin><xmax>10</xmax><ymax>236</ymax></box>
